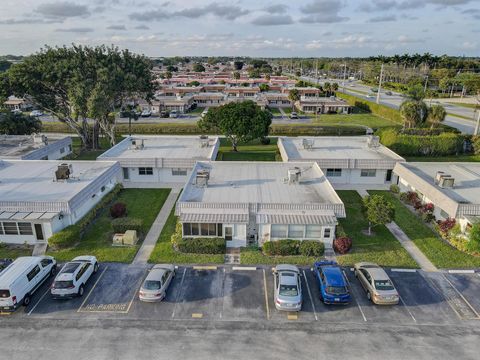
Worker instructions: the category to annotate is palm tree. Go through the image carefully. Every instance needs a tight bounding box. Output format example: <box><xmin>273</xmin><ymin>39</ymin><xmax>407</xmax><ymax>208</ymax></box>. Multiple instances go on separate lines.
<box><xmin>400</xmin><ymin>100</ymin><xmax>428</xmax><ymax>129</ymax></box>
<box><xmin>288</xmin><ymin>88</ymin><xmax>300</xmax><ymax>111</ymax></box>
<box><xmin>324</xmin><ymin>82</ymin><xmax>331</xmax><ymax>96</ymax></box>
<box><xmin>331</xmin><ymin>82</ymin><xmax>339</xmax><ymax>95</ymax></box>
<box><xmin>428</xmin><ymin>104</ymin><xmax>447</xmax><ymax>128</ymax></box>
<box><xmin>232</xmin><ymin>71</ymin><xmax>240</xmax><ymax>80</ymax></box>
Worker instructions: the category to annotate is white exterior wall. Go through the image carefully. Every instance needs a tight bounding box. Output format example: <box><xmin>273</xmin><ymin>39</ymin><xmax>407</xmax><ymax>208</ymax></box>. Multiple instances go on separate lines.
<box><xmin>122</xmin><ymin>167</ymin><xmax>191</xmax><ymax>185</ymax></box>
<box><xmin>326</xmin><ymin>169</ymin><xmax>388</xmax><ymax>185</ymax></box>
<box><xmin>224</xmin><ymin>223</ymin><xmax>247</xmax><ymax>248</ymax></box>
<box><xmin>257</xmin><ymin>223</ymin><xmax>336</xmax><ymax>247</ymax></box>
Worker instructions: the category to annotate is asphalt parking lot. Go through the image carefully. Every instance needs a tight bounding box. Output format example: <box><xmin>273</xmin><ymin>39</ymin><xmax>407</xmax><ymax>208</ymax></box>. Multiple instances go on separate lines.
<box><xmin>4</xmin><ymin>263</ymin><xmax>480</xmax><ymax>326</ymax></box>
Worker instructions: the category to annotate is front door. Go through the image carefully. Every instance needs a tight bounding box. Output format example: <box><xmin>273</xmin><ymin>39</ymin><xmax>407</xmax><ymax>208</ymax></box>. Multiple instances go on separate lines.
<box><xmin>386</xmin><ymin>169</ymin><xmax>393</xmax><ymax>182</ymax></box>
<box><xmin>225</xmin><ymin>226</ymin><xmax>233</xmax><ymax>241</ymax></box>
<box><xmin>34</xmin><ymin>224</ymin><xmax>44</xmax><ymax>241</ymax></box>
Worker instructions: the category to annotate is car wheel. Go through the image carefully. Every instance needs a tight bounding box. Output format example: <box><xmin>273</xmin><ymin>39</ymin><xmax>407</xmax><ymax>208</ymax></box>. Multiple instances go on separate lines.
<box><xmin>78</xmin><ymin>285</ymin><xmax>85</xmax><ymax>297</ymax></box>
<box><xmin>23</xmin><ymin>294</ymin><xmax>31</xmax><ymax>306</ymax></box>
<box><xmin>354</xmin><ymin>269</ymin><xmax>358</xmax><ymax>278</ymax></box>
<box><xmin>367</xmin><ymin>291</ymin><xmax>372</xmax><ymax>301</ymax></box>
<box><xmin>50</xmin><ymin>265</ymin><xmax>57</xmax><ymax>277</ymax></box>
<box><xmin>93</xmin><ymin>263</ymin><xmax>99</xmax><ymax>274</ymax></box>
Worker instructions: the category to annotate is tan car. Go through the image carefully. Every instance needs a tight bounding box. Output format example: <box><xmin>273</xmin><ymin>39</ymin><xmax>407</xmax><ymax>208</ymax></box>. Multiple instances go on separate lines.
<box><xmin>353</xmin><ymin>262</ymin><xmax>399</xmax><ymax>305</ymax></box>
<box><xmin>139</xmin><ymin>264</ymin><xmax>175</xmax><ymax>302</ymax></box>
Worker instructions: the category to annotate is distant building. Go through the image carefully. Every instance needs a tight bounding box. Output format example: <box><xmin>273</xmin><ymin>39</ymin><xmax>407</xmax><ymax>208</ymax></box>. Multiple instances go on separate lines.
<box><xmin>3</xmin><ymin>96</ymin><xmax>32</xmax><ymax>111</ymax></box>
<box><xmin>0</xmin><ymin>134</ymin><xmax>72</xmax><ymax>160</ymax></box>
<box><xmin>0</xmin><ymin>160</ymin><xmax>121</xmax><ymax>244</ymax></box>
<box><xmin>296</xmin><ymin>96</ymin><xmax>351</xmax><ymax>114</ymax></box>
<box><xmin>177</xmin><ymin>161</ymin><xmax>345</xmax><ymax>248</ymax></box>
<box><xmin>97</xmin><ymin>135</ymin><xmax>219</xmax><ymax>187</ymax></box>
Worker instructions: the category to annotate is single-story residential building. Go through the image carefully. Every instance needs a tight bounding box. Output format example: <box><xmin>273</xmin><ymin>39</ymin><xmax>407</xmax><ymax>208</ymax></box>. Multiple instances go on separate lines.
<box><xmin>3</xmin><ymin>96</ymin><xmax>33</xmax><ymax>111</ymax></box>
<box><xmin>176</xmin><ymin>161</ymin><xmax>345</xmax><ymax>248</ymax></box>
<box><xmin>278</xmin><ymin>136</ymin><xmax>405</xmax><ymax>187</ymax></box>
<box><xmin>394</xmin><ymin>162</ymin><xmax>480</xmax><ymax>232</ymax></box>
<box><xmin>261</xmin><ymin>93</ymin><xmax>292</xmax><ymax>107</ymax></box>
<box><xmin>0</xmin><ymin>134</ymin><xmax>72</xmax><ymax>160</ymax></box>
<box><xmin>0</xmin><ymin>160</ymin><xmax>121</xmax><ymax>245</ymax></box>
<box><xmin>149</xmin><ymin>96</ymin><xmax>194</xmax><ymax>114</ymax></box>
<box><xmin>193</xmin><ymin>93</ymin><xmax>226</xmax><ymax>106</ymax></box>
<box><xmin>97</xmin><ymin>135</ymin><xmax>220</xmax><ymax>187</ymax></box>
<box><xmin>296</xmin><ymin>97</ymin><xmax>352</xmax><ymax>114</ymax></box>
<box><xmin>225</xmin><ymin>87</ymin><xmax>260</xmax><ymax>98</ymax></box>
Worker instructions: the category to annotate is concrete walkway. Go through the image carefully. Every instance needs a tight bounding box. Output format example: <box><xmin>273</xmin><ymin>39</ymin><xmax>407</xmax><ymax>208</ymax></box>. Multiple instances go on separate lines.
<box><xmin>132</xmin><ymin>188</ymin><xmax>180</xmax><ymax>265</ymax></box>
<box><xmin>278</xmin><ymin>107</ymin><xmax>288</xmax><ymax>120</ymax></box>
<box><xmin>356</xmin><ymin>189</ymin><xmax>369</xmax><ymax>197</ymax></box>
<box><xmin>386</xmin><ymin>222</ymin><xmax>438</xmax><ymax>272</ymax></box>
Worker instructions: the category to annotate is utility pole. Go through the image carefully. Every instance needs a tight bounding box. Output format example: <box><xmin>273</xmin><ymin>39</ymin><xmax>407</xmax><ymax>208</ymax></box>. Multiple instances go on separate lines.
<box><xmin>376</xmin><ymin>63</ymin><xmax>384</xmax><ymax>104</ymax></box>
<box><xmin>342</xmin><ymin>63</ymin><xmax>347</xmax><ymax>92</ymax></box>
<box><xmin>315</xmin><ymin>59</ymin><xmax>319</xmax><ymax>85</ymax></box>
<box><xmin>475</xmin><ymin>109</ymin><xmax>480</xmax><ymax>136</ymax></box>
<box><xmin>424</xmin><ymin>75</ymin><xmax>428</xmax><ymax>93</ymax></box>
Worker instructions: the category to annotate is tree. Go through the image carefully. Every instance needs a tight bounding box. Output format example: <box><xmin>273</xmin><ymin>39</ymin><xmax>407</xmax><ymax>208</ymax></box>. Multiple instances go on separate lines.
<box><xmin>0</xmin><ymin>60</ymin><xmax>11</xmax><ymax>72</ymax></box>
<box><xmin>405</xmin><ymin>84</ymin><xmax>425</xmax><ymax>101</ymax></box>
<box><xmin>428</xmin><ymin>104</ymin><xmax>447</xmax><ymax>128</ymax></box>
<box><xmin>233</xmin><ymin>61</ymin><xmax>244</xmax><ymax>70</ymax></box>
<box><xmin>331</xmin><ymin>82</ymin><xmax>339</xmax><ymax>94</ymax></box>
<box><xmin>400</xmin><ymin>100</ymin><xmax>428</xmax><ymax>128</ymax></box>
<box><xmin>3</xmin><ymin>45</ymin><xmax>155</xmax><ymax>149</ymax></box>
<box><xmin>324</xmin><ymin>82</ymin><xmax>331</xmax><ymax>96</ymax></box>
<box><xmin>265</xmin><ymin>74</ymin><xmax>271</xmax><ymax>81</ymax></box>
<box><xmin>248</xmin><ymin>68</ymin><xmax>261</xmax><ymax>78</ymax></box>
<box><xmin>467</xmin><ymin>223</ymin><xmax>480</xmax><ymax>252</ymax></box>
<box><xmin>232</xmin><ymin>71</ymin><xmax>240</xmax><ymax>80</ymax></box>
<box><xmin>259</xmin><ymin>84</ymin><xmax>270</xmax><ymax>92</ymax></box>
<box><xmin>198</xmin><ymin>101</ymin><xmax>272</xmax><ymax>152</ymax></box>
<box><xmin>0</xmin><ymin>110</ymin><xmax>42</xmax><ymax>135</ymax></box>
<box><xmin>165</xmin><ymin>71</ymin><xmax>173</xmax><ymax>79</ymax></box>
<box><xmin>192</xmin><ymin>63</ymin><xmax>205</xmax><ymax>72</ymax></box>
<box><xmin>166</xmin><ymin>65</ymin><xmax>178</xmax><ymax>72</ymax></box>
<box><xmin>288</xmin><ymin>88</ymin><xmax>300</xmax><ymax>110</ymax></box>
<box><xmin>363</xmin><ymin>195</ymin><xmax>395</xmax><ymax>235</ymax></box>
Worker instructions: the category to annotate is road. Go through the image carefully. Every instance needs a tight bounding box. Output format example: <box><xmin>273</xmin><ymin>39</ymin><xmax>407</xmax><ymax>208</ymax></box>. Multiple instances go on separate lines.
<box><xmin>299</xmin><ymin>75</ymin><xmax>479</xmax><ymax>134</ymax></box>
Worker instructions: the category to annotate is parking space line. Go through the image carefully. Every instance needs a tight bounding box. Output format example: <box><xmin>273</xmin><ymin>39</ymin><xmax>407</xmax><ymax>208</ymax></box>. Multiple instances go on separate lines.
<box><xmin>442</xmin><ymin>274</ymin><xmax>480</xmax><ymax>319</ymax></box>
<box><xmin>191</xmin><ymin>313</ymin><xmax>203</xmax><ymax>318</ymax></box>
<box><xmin>343</xmin><ymin>270</ymin><xmax>367</xmax><ymax>322</ymax></box>
<box><xmin>447</xmin><ymin>269</ymin><xmax>475</xmax><ymax>274</ymax></box>
<box><xmin>77</xmin><ymin>265</ymin><xmax>108</xmax><ymax>313</ymax></box>
<box><xmin>287</xmin><ymin>312</ymin><xmax>298</xmax><ymax>320</ymax></box>
<box><xmin>27</xmin><ymin>286</ymin><xmax>51</xmax><ymax>316</ymax></box>
<box><xmin>232</xmin><ymin>266</ymin><xmax>257</xmax><ymax>271</ymax></box>
<box><xmin>399</xmin><ymin>295</ymin><xmax>417</xmax><ymax>323</ymax></box>
<box><xmin>303</xmin><ymin>270</ymin><xmax>318</xmax><ymax>321</ymax></box>
<box><xmin>193</xmin><ymin>266</ymin><xmax>217</xmax><ymax>270</ymax></box>
<box><xmin>219</xmin><ymin>268</ymin><xmax>226</xmax><ymax>319</ymax></box>
<box><xmin>262</xmin><ymin>269</ymin><xmax>270</xmax><ymax>320</ymax></box>
<box><xmin>391</xmin><ymin>269</ymin><xmax>417</xmax><ymax>273</ymax></box>
<box><xmin>171</xmin><ymin>268</ymin><xmax>187</xmax><ymax>319</ymax></box>
<box><xmin>124</xmin><ymin>277</ymin><xmax>144</xmax><ymax>314</ymax></box>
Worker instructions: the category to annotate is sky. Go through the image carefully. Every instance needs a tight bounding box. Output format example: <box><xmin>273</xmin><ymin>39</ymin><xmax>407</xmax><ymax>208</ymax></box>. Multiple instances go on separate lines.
<box><xmin>0</xmin><ymin>0</ymin><xmax>479</xmax><ymax>57</ymax></box>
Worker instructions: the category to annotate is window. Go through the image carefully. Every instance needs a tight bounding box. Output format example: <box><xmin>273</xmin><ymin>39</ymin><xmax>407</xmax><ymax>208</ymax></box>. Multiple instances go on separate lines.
<box><xmin>288</xmin><ymin>225</ymin><xmax>304</xmax><ymax>238</ymax></box>
<box><xmin>200</xmin><ymin>223</ymin><xmax>209</xmax><ymax>236</ymax></box>
<box><xmin>172</xmin><ymin>168</ymin><xmax>187</xmax><ymax>176</ymax></box>
<box><xmin>217</xmin><ymin>224</ymin><xmax>223</xmax><ymax>237</ymax></box>
<box><xmin>68</xmin><ymin>145</ymin><xmax>72</xmax><ymax>152</ymax></box>
<box><xmin>440</xmin><ymin>209</ymin><xmax>449</xmax><ymax>219</ymax></box>
<box><xmin>326</xmin><ymin>169</ymin><xmax>342</xmax><ymax>177</ymax></box>
<box><xmin>0</xmin><ymin>223</ymin><xmax>3</xmax><ymax>235</ymax></box>
<box><xmin>122</xmin><ymin>168</ymin><xmax>129</xmax><ymax>180</ymax></box>
<box><xmin>27</xmin><ymin>265</ymin><xmax>40</xmax><ymax>281</ymax></box>
<box><xmin>18</xmin><ymin>222</ymin><xmax>33</xmax><ymax>235</ymax></box>
<box><xmin>3</xmin><ymin>222</ymin><xmax>18</xmax><ymax>235</ymax></box>
<box><xmin>361</xmin><ymin>169</ymin><xmax>376</xmax><ymax>177</ymax></box>
<box><xmin>271</xmin><ymin>224</ymin><xmax>288</xmax><ymax>238</ymax></box>
<box><xmin>60</xmin><ymin>147</ymin><xmax>65</xmax><ymax>154</ymax></box>
<box><xmin>182</xmin><ymin>223</ymin><xmax>223</xmax><ymax>237</ymax></box>
<box><xmin>191</xmin><ymin>223</ymin><xmax>199</xmax><ymax>236</ymax></box>
<box><xmin>323</xmin><ymin>228</ymin><xmax>331</xmax><ymax>238</ymax></box>
<box><xmin>40</xmin><ymin>258</ymin><xmax>52</xmax><ymax>267</ymax></box>
<box><xmin>139</xmin><ymin>167</ymin><xmax>153</xmax><ymax>175</ymax></box>
<box><xmin>306</xmin><ymin>225</ymin><xmax>322</xmax><ymax>238</ymax></box>
<box><xmin>183</xmin><ymin>223</ymin><xmax>191</xmax><ymax>236</ymax></box>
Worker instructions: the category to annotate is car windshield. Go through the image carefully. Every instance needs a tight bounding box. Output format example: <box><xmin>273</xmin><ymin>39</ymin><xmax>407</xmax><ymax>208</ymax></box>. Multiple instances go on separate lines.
<box><xmin>326</xmin><ymin>286</ymin><xmax>348</xmax><ymax>295</ymax></box>
<box><xmin>374</xmin><ymin>280</ymin><xmax>395</xmax><ymax>291</ymax></box>
<box><xmin>279</xmin><ymin>285</ymin><xmax>298</xmax><ymax>297</ymax></box>
<box><xmin>53</xmin><ymin>281</ymin><xmax>73</xmax><ymax>289</ymax></box>
<box><xmin>0</xmin><ymin>289</ymin><xmax>11</xmax><ymax>298</ymax></box>
<box><xmin>143</xmin><ymin>280</ymin><xmax>161</xmax><ymax>290</ymax></box>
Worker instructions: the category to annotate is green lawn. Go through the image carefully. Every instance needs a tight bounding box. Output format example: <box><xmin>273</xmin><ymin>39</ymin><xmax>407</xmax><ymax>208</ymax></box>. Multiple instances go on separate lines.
<box><xmin>311</xmin><ymin>113</ymin><xmax>399</xmax><ymax>129</ymax></box>
<box><xmin>404</xmin><ymin>155</ymin><xmax>480</xmax><ymax>162</ymax></box>
<box><xmin>269</xmin><ymin>108</ymin><xmax>282</xmax><ymax>116</ymax></box>
<box><xmin>370</xmin><ymin>191</ymin><xmax>480</xmax><ymax>268</ymax></box>
<box><xmin>216</xmin><ymin>137</ymin><xmax>280</xmax><ymax>161</ymax></box>
<box><xmin>48</xmin><ymin>189</ymin><xmax>171</xmax><ymax>263</ymax></box>
<box><xmin>240</xmin><ymin>247</ymin><xmax>320</xmax><ymax>265</ymax></box>
<box><xmin>188</xmin><ymin>106</ymin><xmax>206</xmax><ymax>114</ymax></box>
<box><xmin>68</xmin><ymin>136</ymin><xmax>122</xmax><ymax>160</ymax></box>
<box><xmin>148</xmin><ymin>201</ymin><xmax>224</xmax><ymax>264</ymax></box>
<box><xmin>447</xmin><ymin>102</ymin><xmax>479</xmax><ymax>109</ymax></box>
<box><xmin>0</xmin><ymin>244</ymin><xmax>32</xmax><ymax>259</ymax></box>
<box><xmin>335</xmin><ymin>191</ymin><xmax>418</xmax><ymax>268</ymax></box>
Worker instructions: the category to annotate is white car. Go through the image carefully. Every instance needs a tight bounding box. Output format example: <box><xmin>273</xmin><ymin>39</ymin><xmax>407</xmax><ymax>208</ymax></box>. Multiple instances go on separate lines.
<box><xmin>30</xmin><ymin>110</ymin><xmax>43</xmax><ymax>117</ymax></box>
<box><xmin>141</xmin><ymin>109</ymin><xmax>152</xmax><ymax>117</ymax></box>
<box><xmin>139</xmin><ymin>264</ymin><xmax>175</xmax><ymax>302</ymax></box>
<box><xmin>169</xmin><ymin>110</ymin><xmax>179</xmax><ymax>118</ymax></box>
<box><xmin>51</xmin><ymin>256</ymin><xmax>99</xmax><ymax>298</ymax></box>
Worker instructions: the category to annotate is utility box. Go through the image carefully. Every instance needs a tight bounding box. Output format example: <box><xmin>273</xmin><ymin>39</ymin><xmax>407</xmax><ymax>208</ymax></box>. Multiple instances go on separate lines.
<box><xmin>112</xmin><ymin>233</ymin><xmax>125</xmax><ymax>245</ymax></box>
<box><xmin>123</xmin><ymin>230</ymin><xmax>138</xmax><ymax>246</ymax></box>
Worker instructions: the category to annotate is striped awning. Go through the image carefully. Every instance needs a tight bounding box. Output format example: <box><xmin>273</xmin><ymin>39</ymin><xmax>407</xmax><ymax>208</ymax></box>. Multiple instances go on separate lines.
<box><xmin>256</xmin><ymin>213</ymin><xmax>337</xmax><ymax>225</ymax></box>
<box><xmin>0</xmin><ymin>211</ymin><xmax>59</xmax><ymax>221</ymax></box>
<box><xmin>180</xmin><ymin>212</ymin><xmax>248</xmax><ymax>223</ymax></box>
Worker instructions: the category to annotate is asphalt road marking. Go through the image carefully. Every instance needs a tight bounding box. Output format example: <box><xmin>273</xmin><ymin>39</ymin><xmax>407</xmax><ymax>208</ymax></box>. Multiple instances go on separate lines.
<box><xmin>232</xmin><ymin>266</ymin><xmax>257</xmax><ymax>271</ymax></box>
<box><xmin>442</xmin><ymin>274</ymin><xmax>480</xmax><ymax>319</ymax></box>
<box><xmin>287</xmin><ymin>312</ymin><xmax>298</xmax><ymax>320</ymax></box>
<box><xmin>262</xmin><ymin>269</ymin><xmax>270</xmax><ymax>320</ymax></box>
<box><xmin>77</xmin><ymin>266</ymin><xmax>108</xmax><ymax>313</ymax></box>
<box><xmin>191</xmin><ymin>313</ymin><xmax>203</xmax><ymax>318</ymax></box>
<box><xmin>171</xmin><ymin>268</ymin><xmax>187</xmax><ymax>319</ymax></box>
<box><xmin>0</xmin><ymin>312</ymin><xmax>11</xmax><ymax>316</ymax></box>
<box><xmin>447</xmin><ymin>269</ymin><xmax>475</xmax><ymax>274</ymax></box>
<box><xmin>193</xmin><ymin>266</ymin><xmax>217</xmax><ymax>270</ymax></box>
<box><xmin>343</xmin><ymin>270</ymin><xmax>367</xmax><ymax>322</ymax></box>
<box><xmin>391</xmin><ymin>269</ymin><xmax>417</xmax><ymax>273</ymax></box>
<box><xmin>398</xmin><ymin>295</ymin><xmax>417</xmax><ymax>323</ymax></box>
<box><xmin>303</xmin><ymin>270</ymin><xmax>318</xmax><ymax>321</ymax></box>
<box><xmin>27</xmin><ymin>286</ymin><xmax>51</xmax><ymax>316</ymax></box>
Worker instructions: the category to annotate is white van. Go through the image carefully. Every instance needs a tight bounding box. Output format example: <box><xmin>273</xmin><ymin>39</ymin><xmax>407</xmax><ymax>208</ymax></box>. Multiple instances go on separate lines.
<box><xmin>0</xmin><ymin>256</ymin><xmax>57</xmax><ymax>311</ymax></box>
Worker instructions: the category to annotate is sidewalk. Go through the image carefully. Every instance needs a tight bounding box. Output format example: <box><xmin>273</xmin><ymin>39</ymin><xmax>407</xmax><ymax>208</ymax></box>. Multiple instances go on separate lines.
<box><xmin>386</xmin><ymin>222</ymin><xmax>438</xmax><ymax>272</ymax></box>
<box><xmin>132</xmin><ymin>188</ymin><xmax>180</xmax><ymax>265</ymax></box>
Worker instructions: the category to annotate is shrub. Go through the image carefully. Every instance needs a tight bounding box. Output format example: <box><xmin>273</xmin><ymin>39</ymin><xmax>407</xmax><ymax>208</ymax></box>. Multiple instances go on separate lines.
<box><xmin>333</xmin><ymin>236</ymin><xmax>352</xmax><ymax>254</ymax></box>
<box><xmin>421</xmin><ymin>212</ymin><xmax>435</xmax><ymax>223</ymax></box>
<box><xmin>263</xmin><ymin>240</ymin><xmax>299</xmax><ymax>256</ymax></box>
<box><xmin>437</xmin><ymin>218</ymin><xmax>456</xmax><ymax>235</ymax></box>
<box><xmin>335</xmin><ymin>224</ymin><xmax>347</xmax><ymax>238</ymax></box>
<box><xmin>260</xmin><ymin>136</ymin><xmax>271</xmax><ymax>145</ymax></box>
<box><xmin>399</xmin><ymin>192</ymin><xmax>408</xmax><ymax>202</ymax></box>
<box><xmin>177</xmin><ymin>237</ymin><xmax>225</xmax><ymax>254</ymax></box>
<box><xmin>405</xmin><ymin>191</ymin><xmax>420</xmax><ymax>206</ymax></box>
<box><xmin>472</xmin><ymin>136</ymin><xmax>480</xmax><ymax>155</ymax></box>
<box><xmin>110</xmin><ymin>202</ymin><xmax>127</xmax><ymax>218</ymax></box>
<box><xmin>466</xmin><ymin>224</ymin><xmax>480</xmax><ymax>252</ymax></box>
<box><xmin>299</xmin><ymin>240</ymin><xmax>324</xmax><ymax>257</ymax></box>
<box><xmin>48</xmin><ymin>225</ymin><xmax>80</xmax><ymax>250</ymax></box>
<box><xmin>389</xmin><ymin>184</ymin><xmax>400</xmax><ymax>194</ymax></box>
<box><xmin>111</xmin><ymin>217</ymin><xmax>143</xmax><ymax>233</ymax></box>
<box><xmin>422</xmin><ymin>203</ymin><xmax>435</xmax><ymax>213</ymax></box>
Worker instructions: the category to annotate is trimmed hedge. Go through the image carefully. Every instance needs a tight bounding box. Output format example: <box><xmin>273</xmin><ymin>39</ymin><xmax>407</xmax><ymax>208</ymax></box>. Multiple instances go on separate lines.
<box><xmin>111</xmin><ymin>217</ymin><xmax>143</xmax><ymax>233</ymax></box>
<box><xmin>263</xmin><ymin>239</ymin><xmax>324</xmax><ymax>256</ymax></box>
<box><xmin>299</xmin><ymin>240</ymin><xmax>324</xmax><ymax>256</ymax></box>
<box><xmin>177</xmin><ymin>238</ymin><xmax>226</xmax><ymax>254</ymax></box>
<box><xmin>378</xmin><ymin>128</ymin><xmax>464</xmax><ymax>156</ymax></box>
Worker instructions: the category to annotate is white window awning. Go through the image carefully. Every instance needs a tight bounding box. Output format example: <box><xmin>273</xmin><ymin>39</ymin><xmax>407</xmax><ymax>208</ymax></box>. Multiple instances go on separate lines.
<box><xmin>256</xmin><ymin>213</ymin><xmax>337</xmax><ymax>225</ymax></box>
<box><xmin>0</xmin><ymin>211</ymin><xmax>59</xmax><ymax>221</ymax></box>
<box><xmin>180</xmin><ymin>212</ymin><xmax>248</xmax><ymax>223</ymax></box>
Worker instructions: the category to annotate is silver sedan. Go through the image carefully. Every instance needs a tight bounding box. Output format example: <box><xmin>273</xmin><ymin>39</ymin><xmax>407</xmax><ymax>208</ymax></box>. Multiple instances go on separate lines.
<box><xmin>354</xmin><ymin>262</ymin><xmax>399</xmax><ymax>305</ymax></box>
<box><xmin>139</xmin><ymin>264</ymin><xmax>175</xmax><ymax>302</ymax></box>
<box><xmin>273</xmin><ymin>264</ymin><xmax>303</xmax><ymax>312</ymax></box>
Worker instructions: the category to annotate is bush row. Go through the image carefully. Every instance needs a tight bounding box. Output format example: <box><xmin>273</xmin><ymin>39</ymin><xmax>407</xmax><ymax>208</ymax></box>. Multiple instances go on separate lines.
<box><xmin>262</xmin><ymin>239</ymin><xmax>324</xmax><ymax>257</ymax></box>
<box><xmin>177</xmin><ymin>238</ymin><xmax>226</xmax><ymax>254</ymax></box>
<box><xmin>378</xmin><ymin>128</ymin><xmax>464</xmax><ymax>156</ymax></box>
<box><xmin>111</xmin><ymin>217</ymin><xmax>143</xmax><ymax>234</ymax></box>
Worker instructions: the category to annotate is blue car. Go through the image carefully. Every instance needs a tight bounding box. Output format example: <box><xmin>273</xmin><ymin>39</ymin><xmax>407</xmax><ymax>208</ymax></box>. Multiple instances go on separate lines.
<box><xmin>314</xmin><ymin>260</ymin><xmax>351</xmax><ymax>305</ymax></box>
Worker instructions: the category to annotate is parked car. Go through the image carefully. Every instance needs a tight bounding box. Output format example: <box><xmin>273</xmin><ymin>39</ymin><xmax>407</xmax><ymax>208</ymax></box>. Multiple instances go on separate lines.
<box><xmin>160</xmin><ymin>110</ymin><xmax>169</xmax><ymax>118</ymax></box>
<box><xmin>139</xmin><ymin>264</ymin><xmax>175</xmax><ymax>302</ymax></box>
<box><xmin>385</xmin><ymin>91</ymin><xmax>393</xmax><ymax>96</ymax></box>
<box><xmin>0</xmin><ymin>259</ymin><xmax>13</xmax><ymax>275</ymax></box>
<box><xmin>30</xmin><ymin>110</ymin><xmax>43</xmax><ymax>117</ymax></box>
<box><xmin>51</xmin><ymin>256</ymin><xmax>98</xmax><ymax>299</ymax></box>
<box><xmin>289</xmin><ymin>112</ymin><xmax>299</xmax><ymax>119</ymax></box>
<box><xmin>273</xmin><ymin>264</ymin><xmax>302</xmax><ymax>312</ymax></box>
<box><xmin>201</xmin><ymin>109</ymin><xmax>208</xmax><ymax>118</ymax></box>
<box><xmin>169</xmin><ymin>110</ymin><xmax>179</xmax><ymax>118</ymax></box>
<box><xmin>0</xmin><ymin>256</ymin><xmax>57</xmax><ymax>311</ymax></box>
<box><xmin>354</xmin><ymin>262</ymin><xmax>399</xmax><ymax>305</ymax></box>
<box><xmin>141</xmin><ymin>109</ymin><xmax>152</xmax><ymax>117</ymax></box>
<box><xmin>366</xmin><ymin>94</ymin><xmax>375</xmax><ymax>99</ymax></box>
<box><xmin>313</xmin><ymin>260</ymin><xmax>351</xmax><ymax>305</ymax></box>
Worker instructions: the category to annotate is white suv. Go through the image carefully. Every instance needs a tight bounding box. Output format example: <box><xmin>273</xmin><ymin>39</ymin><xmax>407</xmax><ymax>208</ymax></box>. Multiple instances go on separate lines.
<box><xmin>51</xmin><ymin>256</ymin><xmax>99</xmax><ymax>298</ymax></box>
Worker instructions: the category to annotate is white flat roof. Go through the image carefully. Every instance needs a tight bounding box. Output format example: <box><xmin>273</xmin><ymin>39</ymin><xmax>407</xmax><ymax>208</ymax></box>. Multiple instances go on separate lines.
<box><xmin>279</xmin><ymin>136</ymin><xmax>404</xmax><ymax>162</ymax></box>
<box><xmin>0</xmin><ymin>160</ymin><xmax>118</xmax><ymax>203</ymax></box>
<box><xmin>180</xmin><ymin>161</ymin><xmax>342</xmax><ymax>206</ymax></box>
<box><xmin>0</xmin><ymin>134</ymin><xmax>70</xmax><ymax>158</ymax></box>
<box><xmin>395</xmin><ymin>162</ymin><xmax>480</xmax><ymax>205</ymax></box>
<box><xmin>98</xmin><ymin>135</ymin><xmax>218</xmax><ymax>161</ymax></box>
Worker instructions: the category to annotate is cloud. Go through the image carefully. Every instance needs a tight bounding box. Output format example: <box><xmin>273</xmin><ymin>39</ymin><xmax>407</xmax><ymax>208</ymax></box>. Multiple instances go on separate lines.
<box><xmin>397</xmin><ymin>34</ymin><xmax>424</xmax><ymax>43</ymax></box>
<box><xmin>368</xmin><ymin>14</ymin><xmax>397</xmax><ymax>22</ymax></box>
<box><xmin>134</xmin><ymin>24</ymin><xmax>150</xmax><ymax>30</ymax></box>
<box><xmin>251</xmin><ymin>15</ymin><xmax>293</xmax><ymax>26</ymax></box>
<box><xmin>359</xmin><ymin>0</ymin><xmax>473</xmax><ymax>11</ymax></box>
<box><xmin>299</xmin><ymin>14</ymin><xmax>348</xmax><ymax>23</ymax></box>
<box><xmin>263</xmin><ymin>4</ymin><xmax>288</xmax><ymax>14</ymax></box>
<box><xmin>55</xmin><ymin>27</ymin><xmax>94</xmax><ymax>33</ymax></box>
<box><xmin>0</xmin><ymin>18</ymin><xmax>61</xmax><ymax>24</ymax></box>
<box><xmin>107</xmin><ymin>25</ymin><xmax>127</xmax><ymax>30</ymax></box>
<box><xmin>36</xmin><ymin>2</ymin><xmax>90</xmax><ymax>19</ymax></box>
<box><xmin>130</xmin><ymin>2</ymin><xmax>250</xmax><ymax>21</ymax></box>
<box><xmin>306</xmin><ymin>35</ymin><xmax>372</xmax><ymax>49</ymax></box>
<box><xmin>461</xmin><ymin>41</ymin><xmax>477</xmax><ymax>49</ymax></box>
<box><xmin>299</xmin><ymin>0</ymin><xmax>348</xmax><ymax>23</ymax></box>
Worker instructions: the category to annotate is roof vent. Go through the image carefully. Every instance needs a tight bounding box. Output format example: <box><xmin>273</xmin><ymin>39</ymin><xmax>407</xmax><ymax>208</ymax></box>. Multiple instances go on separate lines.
<box><xmin>287</xmin><ymin>167</ymin><xmax>301</xmax><ymax>184</ymax></box>
<box><xmin>130</xmin><ymin>138</ymin><xmax>144</xmax><ymax>150</ymax></box>
<box><xmin>367</xmin><ymin>135</ymin><xmax>380</xmax><ymax>148</ymax></box>
<box><xmin>439</xmin><ymin>176</ymin><xmax>455</xmax><ymax>189</ymax></box>
<box><xmin>195</xmin><ymin>169</ymin><xmax>210</xmax><ymax>187</ymax></box>
<box><xmin>55</xmin><ymin>163</ymin><xmax>73</xmax><ymax>181</ymax></box>
<box><xmin>434</xmin><ymin>171</ymin><xmax>445</xmax><ymax>185</ymax></box>
<box><xmin>199</xmin><ymin>135</ymin><xmax>209</xmax><ymax>148</ymax></box>
<box><xmin>302</xmin><ymin>138</ymin><xmax>314</xmax><ymax>150</ymax></box>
